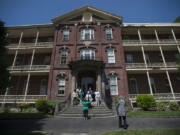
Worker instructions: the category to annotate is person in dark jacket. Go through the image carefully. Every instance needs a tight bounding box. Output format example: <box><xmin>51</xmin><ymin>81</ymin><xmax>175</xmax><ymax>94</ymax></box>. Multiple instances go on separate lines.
<box><xmin>117</xmin><ymin>97</ymin><xmax>127</xmax><ymax>129</ymax></box>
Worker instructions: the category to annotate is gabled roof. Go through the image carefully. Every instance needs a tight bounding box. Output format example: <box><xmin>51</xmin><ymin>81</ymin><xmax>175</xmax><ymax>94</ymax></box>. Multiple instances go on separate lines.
<box><xmin>52</xmin><ymin>5</ymin><xmax>122</xmax><ymax>24</ymax></box>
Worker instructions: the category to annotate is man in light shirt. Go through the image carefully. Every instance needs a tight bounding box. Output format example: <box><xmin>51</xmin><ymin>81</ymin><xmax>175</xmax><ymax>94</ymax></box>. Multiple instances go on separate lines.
<box><xmin>94</xmin><ymin>90</ymin><xmax>100</xmax><ymax>106</ymax></box>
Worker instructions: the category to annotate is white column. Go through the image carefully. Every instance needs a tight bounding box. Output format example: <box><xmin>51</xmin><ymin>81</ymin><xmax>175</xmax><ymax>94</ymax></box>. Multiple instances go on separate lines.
<box><xmin>171</xmin><ymin>29</ymin><xmax>177</xmax><ymax>43</ymax></box>
<box><xmin>141</xmin><ymin>46</ymin><xmax>153</xmax><ymax>95</ymax></box>
<box><xmin>154</xmin><ymin>29</ymin><xmax>160</xmax><ymax>43</ymax></box>
<box><xmin>71</xmin><ymin>73</ymin><xmax>76</xmax><ymax>105</ymax></box>
<box><xmin>138</xmin><ymin>28</ymin><xmax>142</xmax><ymax>42</ymax></box>
<box><xmin>12</xmin><ymin>32</ymin><xmax>23</xmax><ymax>68</ymax></box>
<box><xmin>24</xmin><ymin>73</ymin><xmax>31</xmax><ymax>101</ymax></box>
<box><xmin>159</xmin><ymin>46</ymin><xmax>175</xmax><ymax>99</ymax></box>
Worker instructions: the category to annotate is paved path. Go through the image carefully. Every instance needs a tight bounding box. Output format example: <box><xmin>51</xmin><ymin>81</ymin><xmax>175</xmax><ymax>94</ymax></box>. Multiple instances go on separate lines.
<box><xmin>1</xmin><ymin>117</ymin><xmax>180</xmax><ymax>135</ymax></box>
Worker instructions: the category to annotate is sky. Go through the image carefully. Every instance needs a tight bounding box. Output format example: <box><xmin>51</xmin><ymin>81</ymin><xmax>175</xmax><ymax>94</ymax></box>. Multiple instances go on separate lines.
<box><xmin>0</xmin><ymin>0</ymin><xmax>180</xmax><ymax>26</ymax></box>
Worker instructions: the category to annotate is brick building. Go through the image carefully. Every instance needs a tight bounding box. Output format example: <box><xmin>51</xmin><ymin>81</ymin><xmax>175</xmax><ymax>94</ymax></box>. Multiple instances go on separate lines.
<box><xmin>1</xmin><ymin>6</ymin><xmax>180</xmax><ymax>105</ymax></box>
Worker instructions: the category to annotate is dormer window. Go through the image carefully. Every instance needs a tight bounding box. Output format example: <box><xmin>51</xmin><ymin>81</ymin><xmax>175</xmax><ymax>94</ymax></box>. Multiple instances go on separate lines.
<box><xmin>81</xmin><ymin>29</ymin><xmax>94</xmax><ymax>40</ymax></box>
<box><xmin>63</xmin><ymin>29</ymin><xmax>69</xmax><ymax>41</ymax></box>
<box><xmin>106</xmin><ymin>28</ymin><xmax>113</xmax><ymax>40</ymax></box>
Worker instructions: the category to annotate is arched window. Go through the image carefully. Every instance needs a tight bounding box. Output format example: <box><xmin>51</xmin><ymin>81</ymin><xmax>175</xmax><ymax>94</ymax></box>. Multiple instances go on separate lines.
<box><xmin>80</xmin><ymin>49</ymin><xmax>95</xmax><ymax>60</ymax></box>
<box><xmin>63</xmin><ymin>29</ymin><xmax>69</xmax><ymax>41</ymax></box>
<box><xmin>109</xmin><ymin>75</ymin><xmax>118</xmax><ymax>95</ymax></box>
<box><xmin>107</xmin><ymin>49</ymin><xmax>115</xmax><ymax>63</ymax></box>
<box><xmin>58</xmin><ymin>77</ymin><xmax>65</xmax><ymax>95</ymax></box>
<box><xmin>81</xmin><ymin>29</ymin><xmax>94</xmax><ymax>40</ymax></box>
<box><xmin>106</xmin><ymin>28</ymin><xmax>113</xmax><ymax>40</ymax></box>
<box><xmin>60</xmin><ymin>50</ymin><xmax>67</xmax><ymax>64</ymax></box>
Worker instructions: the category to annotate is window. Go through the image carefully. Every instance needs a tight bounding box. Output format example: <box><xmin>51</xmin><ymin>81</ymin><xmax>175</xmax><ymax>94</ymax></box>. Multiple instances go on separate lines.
<box><xmin>126</xmin><ymin>54</ymin><xmax>133</xmax><ymax>63</ymax></box>
<box><xmin>106</xmin><ymin>28</ymin><xmax>113</xmax><ymax>40</ymax></box>
<box><xmin>150</xmin><ymin>77</ymin><xmax>156</xmax><ymax>93</ymax></box>
<box><xmin>129</xmin><ymin>78</ymin><xmax>138</xmax><ymax>94</ymax></box>
<box><xmin>110</xmin><ymin>75</ymin><xmax>118</xmax><ymax>95</ymax></box>
<box><xmin>40</xmin><ymin>79</ymin><xmax>47</xmax><ymax>95</ymax></box>
<box><xmin>58</xmin><ymin>77</ymin><xmax>65</xmax><ymax>95</ymax></box>
<box><xmin>107</xmin><ymin>49</ymin><xmax>115</xmax><ymax>63</ymax></box>
<box><xmin>61</xmin><ymin>50</ymin><xmax>67</xmax><ymax>64</ymax></box>
<box><xmin>81</xmin><ymin>29</ymin><xmax>94</xmax><ymax>40</ymax></box>
<box><xmin>80</xmin><ymin>49</ymin><xmax>95</xmax><ymax>60</ymax></box>
<box><xmin>63</xmin><ymin>30</ymin><xmax>69</xmax><ymax>41</ymax></box>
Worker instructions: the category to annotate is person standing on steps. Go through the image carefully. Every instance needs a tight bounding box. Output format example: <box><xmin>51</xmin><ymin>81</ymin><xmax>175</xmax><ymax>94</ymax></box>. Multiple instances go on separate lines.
<box><xmin>117</xmin><ymin>96</ymin><xmax>127</xmax><ymax>129</ymax></box>
<box><xmin>94</xmin><ymin>90</ymin><xmax>100</xmax><ymax>106</ymax></box>
<box><xmin>81</xmin><ymin>98</ymin><xmax>90</xmax><ymax>120</ymax></box>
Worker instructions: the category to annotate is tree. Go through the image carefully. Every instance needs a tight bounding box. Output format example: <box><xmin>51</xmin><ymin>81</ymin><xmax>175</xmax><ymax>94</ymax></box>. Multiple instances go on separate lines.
<box><xmin>173</xmin><ymin>16</ymin><xmax>180</xmax><ymax>23</ymax></box>
<box><xmin>0</xmin><ymin>20</ymin><xmax>10</xmax><ymax>94</ymax></box>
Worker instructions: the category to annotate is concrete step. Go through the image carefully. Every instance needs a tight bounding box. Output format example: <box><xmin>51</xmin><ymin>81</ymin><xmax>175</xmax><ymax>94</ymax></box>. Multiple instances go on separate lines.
<box><xmin>57</xmin><ymin>113</ymin><xmax>115</xmax><ymax>118</ymax></box>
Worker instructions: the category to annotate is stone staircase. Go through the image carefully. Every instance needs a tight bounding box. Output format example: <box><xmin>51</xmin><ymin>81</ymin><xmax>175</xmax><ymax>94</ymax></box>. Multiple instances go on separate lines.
<box><xmin>56</xmin><ymin>102</ymin><xmax>115</xmax><ymax>118</ymax></box>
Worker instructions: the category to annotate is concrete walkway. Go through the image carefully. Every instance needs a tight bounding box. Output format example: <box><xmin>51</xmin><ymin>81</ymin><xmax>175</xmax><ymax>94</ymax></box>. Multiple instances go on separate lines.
<box><xmin>1</xmin><ymin>117</ymin><xmax>180</xmax><ymax>135</ymax></box>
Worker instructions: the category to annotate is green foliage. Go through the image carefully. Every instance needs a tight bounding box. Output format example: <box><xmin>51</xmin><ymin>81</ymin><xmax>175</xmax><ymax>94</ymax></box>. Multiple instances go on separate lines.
<box><xmin>47</xmin><ymin>101</ymin><xmax>56</xmax><ymax>114</ymax></box>
<box><xmin>156</xmin><ymin>102</ymin><xmax>167</xmax><ymax>111</ymax></box>
<box><xmin>173</xmin><ymin>16</ymin><xmax>180</xmax><ymax>23</ymax></box>
<box><xmin>0</xmin><ymin>20</ymin><xmax>10</xmax><ymax>92</ymax></box>
<box><xmin>17</xmin><ymin>103</ymin><xmax>31</xmax><ymax>112</ymax></box>
<box><xmin>35</xmin><ymin>99</ymin><xmax>49</xmax><ymax>113</ymax></box>
<box><xmin>136</xmin><ymin>94</ymin><xmax>156</xmax><ymax>110</ymax></box>
<box><xmin>3</xmin><ymin>106</ymin><xmax>10</xmax><ymax>113</ymax></box>
<box><xmin>169</xmin><ymin>102</ymin><xmax>179</xmax><ymax>111</ymax></box>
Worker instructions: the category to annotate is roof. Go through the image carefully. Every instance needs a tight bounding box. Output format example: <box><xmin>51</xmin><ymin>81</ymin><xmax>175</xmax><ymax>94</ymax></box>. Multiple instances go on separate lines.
<box><xmin>52</xmin><ymin>5</ymin><xmax>123</xmax><ymax>24</ymax></box>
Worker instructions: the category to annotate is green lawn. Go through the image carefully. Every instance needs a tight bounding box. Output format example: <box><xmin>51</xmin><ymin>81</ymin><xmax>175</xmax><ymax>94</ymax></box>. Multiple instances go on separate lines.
<box><xmin>103</xmin><ymin>129</ymin><xmax>180</xmax><ymax>135</ymax></box>
<box><xmin>127</xmin><ymin>110</ymin><xmax>180</xmax><ymax>117</ymax></box>
<box><xmin>0</xmin><ymin>113</ymin><xmax>50</xmax><ymax>120</ymax></box>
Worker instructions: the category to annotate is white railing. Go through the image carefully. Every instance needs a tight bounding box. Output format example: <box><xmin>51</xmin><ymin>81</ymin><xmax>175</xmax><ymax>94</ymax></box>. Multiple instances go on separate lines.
<box><xmin>129</xmin><ymin>93</ymin><xmax>180</xmax><ymax>102</ymax></box>
<box><xmin>0</xmin><ymin>95</ymin><xmax>47</xmax><ymax>103</ymax></box>
<box><xmin>6</xmin><ymin>42</ymin><xmax>53</xmax><ymax>49</ymax></box>
<box><xmin>123</xmin><ymin>39</ymin><xmax>178</xmax><ymax>46</ymax></box>
<box><xmin>126</xmin><ymin>62</ymin><xmax>178</xmax><ymax>69</ymax></box>
<box><xmin>8</xmin><ymin>65</ymin><xmax>50</xmax><ymax>71</ymax></box>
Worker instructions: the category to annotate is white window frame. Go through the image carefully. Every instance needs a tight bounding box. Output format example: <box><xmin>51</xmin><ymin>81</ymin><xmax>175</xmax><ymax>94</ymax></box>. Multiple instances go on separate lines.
<box><xmin>107</xmin><ymin>49</ymin><xmax>115</xmax><ymax>63</ymax></box>
<box><xmin>126</xmin><ymin>54</ymin><xmax>133</xmax><ymax>63</ymax></box>
<box><xmin>81</xmin><ymin>29</ymin><xmax>94</xmax><ymax>40</ymax></box>
<box><xmin>63</xmin><ymin>29</ymin><xmax>69</xmax><ymax>41</ymax></box>
<box><xmin>129</xmin><ymin>78</ymin><xmax>138</xmax><ymax>94</ymax></box>
<box><xmin>106</xmin><ymin>28</ymin><xmax>113</xmax><ymax>40</ymax></box>
<box><xmin>80</xmin><ymin>49</ymin><xmax>95</xmax><ymax>60</ymax></box>
<box><xmin>58</xmin><ymin>77</ymin><xmax>65</xmax><ymax>95</ymax></box>
<box><xmin>109</xmin><ymin>75</ymin><xmax>118</xmax><ymax>95</ymax></box>
<box><xmin>61</xmin><ymin>50</ymin><xmax>67</xmax><ymax>64</ymax></box>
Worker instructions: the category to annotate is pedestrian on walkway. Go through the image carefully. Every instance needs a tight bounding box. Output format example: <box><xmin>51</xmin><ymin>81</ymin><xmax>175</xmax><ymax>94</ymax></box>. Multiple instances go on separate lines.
<box><xmin>81</xmin><ymin>98</ymin><xmax>90</xmax><ymax>120</ymax></box>
<box><xmin>117</xmin><ymin>97</ymin><xmax>127</xmax><ymax>129</ymax></box>
<box><xmin>72</xmin><ymin>89</ymin><xmax>79</xmax><ymax>106</ymax></box>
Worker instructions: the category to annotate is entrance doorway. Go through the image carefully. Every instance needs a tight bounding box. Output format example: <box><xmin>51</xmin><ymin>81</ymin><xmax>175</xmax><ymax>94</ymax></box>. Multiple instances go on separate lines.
<box><xmin>77</xmin><ymin>70</ymin><xmax>96</xmax><ymax>92</ymax></box>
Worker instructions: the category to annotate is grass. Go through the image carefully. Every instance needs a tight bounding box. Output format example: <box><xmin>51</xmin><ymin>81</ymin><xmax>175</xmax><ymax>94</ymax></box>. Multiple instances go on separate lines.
<box><xmin>0</xmin><ymin>112</ymin><xmax>50</xmax><ymax>120</ymax></box>
<box><xmin>127</xmin><ymin>110</ymin><xmax>180</xmax><ymax>117</ymax></box>
<box><xmin>0</xmin><ymin>131</ymin><xmax>46</xmax><ymax>135</ymax></box>
<box><xmin>103</xmin><ymin>129</ymin><xmax>180</xmax><ymax>135</ymax></box>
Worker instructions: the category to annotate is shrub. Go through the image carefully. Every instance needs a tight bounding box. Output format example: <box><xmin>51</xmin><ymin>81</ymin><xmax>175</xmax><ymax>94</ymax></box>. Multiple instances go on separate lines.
<box><xmin>35</xmin><ymin>99</ymin><xmax>49</xmax><ymax>113</ymax></box>
<box><xmin>59</xmin><ymin>102</ymin><xmax>65</xmax><ymax>111</ymax></box>
<box><xmin>48</xmin><ymin>101</ymin><xmax>56</xmax><ymax>114</ymax></box>
<box><xmin>169</xmin><ymin>102</ymin><xmax>179</xmax><ymax>111</ymax></box>
<box><xmin>17</xmin><ymin>103</ymin><xmax>31</xmax><ymax>112</ymax></box>
<box><xmin>156</xmin><ymin>102</ymin><xmax>167</xmax><ymax>111</ymax></box>
<box><xmin>136</xmin><ymin>94</ymin><xmax>156</xmax><ymax>110</ymax></box>
<box><xmin>3</xmin><ymin>106</ymin><xmax>10</xmax><ymax>113</ymax></box>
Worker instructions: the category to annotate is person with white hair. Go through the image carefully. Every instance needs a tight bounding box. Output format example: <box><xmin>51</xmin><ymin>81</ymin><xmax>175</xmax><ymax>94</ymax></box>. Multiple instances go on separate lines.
<box><xmin>94</xmin><ymin>90</ymin><xmax>100</xmax><ymax>106</ymax></box>
<box><xmin>117</xmin><ymin>96</ymin><xmax>127</xmax><ymax>129</ymax></box>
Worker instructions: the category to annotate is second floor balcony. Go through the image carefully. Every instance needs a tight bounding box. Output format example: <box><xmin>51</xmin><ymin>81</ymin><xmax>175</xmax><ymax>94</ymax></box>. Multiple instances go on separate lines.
<box><xmin>8</xmin><ymin>65</ymin><xmax>50</xmax><ymax>72</ymax></box>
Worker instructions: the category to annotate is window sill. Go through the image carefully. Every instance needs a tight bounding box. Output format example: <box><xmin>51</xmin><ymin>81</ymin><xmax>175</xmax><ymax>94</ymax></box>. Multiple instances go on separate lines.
<box><xmin>57</xmin><ymin>94</ymin><xmax>65</xmax><ymax>97</ymax></box>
